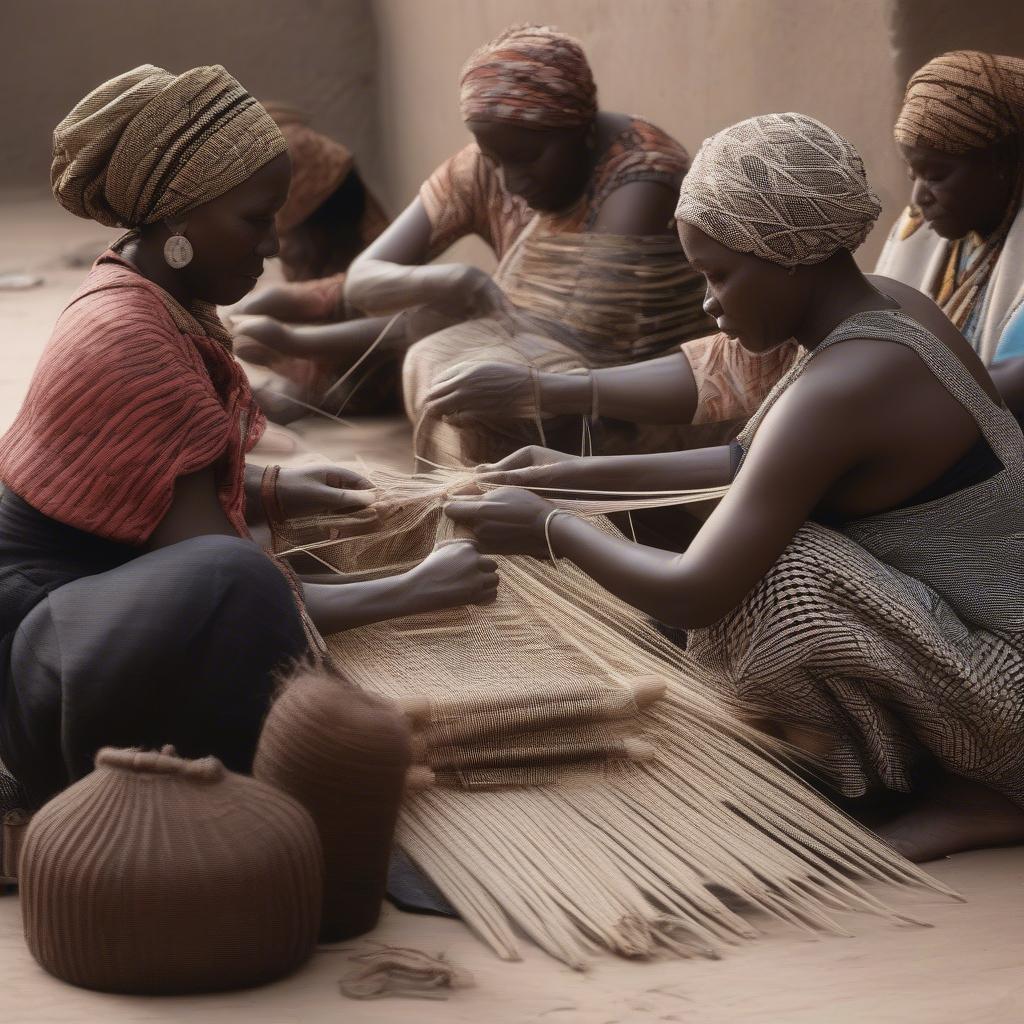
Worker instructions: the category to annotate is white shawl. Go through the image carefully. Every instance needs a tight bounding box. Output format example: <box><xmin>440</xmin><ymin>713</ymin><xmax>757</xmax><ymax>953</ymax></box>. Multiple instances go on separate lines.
<box><xmin>874</xmin><ymin>201</ymin><xmax>1024</xmax><ymax>366</ymax></box>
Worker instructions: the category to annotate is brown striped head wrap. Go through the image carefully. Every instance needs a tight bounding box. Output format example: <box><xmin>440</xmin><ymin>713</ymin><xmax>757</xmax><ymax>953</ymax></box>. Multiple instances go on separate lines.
<box><xmin>895</xmin><ymin>51</ymin><xmax>1024</xmax><ymax>155</ymax></box>
<box><xmin>675</xmin><ymin>113</ymin><xmax>881</xmax><ymax>267</ymax></box>
<box><xmin>459</xmin><ymin>24</ymin><xmax>597</xmax><ymax>130</ymax></box>
<box><xmin>52</xmin><ymin>65</ymin><xmax>288</xmax><ymax>228</ymax></box>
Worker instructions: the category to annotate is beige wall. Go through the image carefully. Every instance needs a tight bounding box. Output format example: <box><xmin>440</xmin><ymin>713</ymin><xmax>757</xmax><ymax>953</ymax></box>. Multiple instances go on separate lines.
<box><xmin>0</xmin><ymin>0</ymin><xmax>381</xmax><ymax>192</ymax></box>
<box><xmin>5</xmin><ymin>0</ymin><xmax>1020</xmax><ymax>268</ymax></box>
<box><xmin>888</xmin><ymin>0</ymin><xmax>1024</xmax><ymax>88</ymax></box>
<box><xmin>372</xmin><ymin>0</ymin><xmax>905</xmax><ymax>266</ymax></box>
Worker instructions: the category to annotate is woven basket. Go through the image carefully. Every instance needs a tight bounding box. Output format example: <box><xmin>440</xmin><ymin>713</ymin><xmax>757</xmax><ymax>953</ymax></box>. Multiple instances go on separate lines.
<box><xmin>19</xmin><ymin>746</ymin><xmax>322</xmax><ymax>994</ymax></box>
<box><xmin>255</xmin><ymin>667</ymin><xmax>410</xmax><ymax>941</ymax></box>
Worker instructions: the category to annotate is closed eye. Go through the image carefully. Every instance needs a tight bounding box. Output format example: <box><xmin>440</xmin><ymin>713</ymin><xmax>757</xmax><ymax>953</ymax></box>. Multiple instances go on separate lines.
<box><xmin>908</xmin><ymin>165</ymin><xmax>947</xmax><ymax>185</ymax></box>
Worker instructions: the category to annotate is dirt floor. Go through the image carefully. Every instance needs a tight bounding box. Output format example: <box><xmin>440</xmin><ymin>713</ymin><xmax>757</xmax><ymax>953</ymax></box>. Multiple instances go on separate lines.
<box><xmin>2</xmin><ymin>191</ymin><xmax>1023</xmax><ymax>1024</ymax></box>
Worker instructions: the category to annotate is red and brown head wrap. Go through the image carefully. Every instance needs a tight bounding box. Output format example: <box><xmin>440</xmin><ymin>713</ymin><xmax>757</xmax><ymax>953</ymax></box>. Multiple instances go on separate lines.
<box><xmin>263</xmin><ymin>104</ymin><xmax>354</xmax><ymax>233</ymax></box>
<box><xmin>459</xmin><ymin>24</ymin><xmax>598</xmax><ymax>130</ymax></box>
<box><xmin>895</xmin><ymin>50</ymin><xmax>1024</xmax><ymax>154</ymax></box>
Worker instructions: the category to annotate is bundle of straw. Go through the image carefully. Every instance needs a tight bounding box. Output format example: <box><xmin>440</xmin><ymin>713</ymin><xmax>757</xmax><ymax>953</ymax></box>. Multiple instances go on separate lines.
<box><xmin>273</xmin><ymin>467</ymin><xmax>953</xmax><ymax>968</ymax></box>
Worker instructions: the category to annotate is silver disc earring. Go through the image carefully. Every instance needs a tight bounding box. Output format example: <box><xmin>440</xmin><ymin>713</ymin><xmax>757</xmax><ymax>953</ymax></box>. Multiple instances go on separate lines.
<box><xmin>163</xmin><ymin>234</ymin><xmax>194</xmax><ymax>269</ymax></box>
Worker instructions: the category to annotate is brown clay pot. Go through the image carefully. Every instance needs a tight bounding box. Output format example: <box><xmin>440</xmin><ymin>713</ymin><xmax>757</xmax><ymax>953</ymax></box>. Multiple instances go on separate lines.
<box><xmin>19</xmin><ymin>746</ymin><xmax>322</xmax><ymax>994</ymax></box>
<box><xmin>254</xmin><ymin>666</ymin><xmax>411</xmax><ymax>941</ymax></box>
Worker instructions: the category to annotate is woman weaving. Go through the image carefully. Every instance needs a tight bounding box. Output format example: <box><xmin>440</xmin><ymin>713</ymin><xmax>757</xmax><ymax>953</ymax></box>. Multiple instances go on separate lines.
<box><xmin>432</xmin><ymin>49</ymin><xmax>1024</xmax><ymax>439</ymax></box>
<box><xmin>344</xmin><ymin>24</ymin><xmax>713</xmax><ymax>467</ymax></box>
<box><xmin>226</xmin><ymin>104</ymin><xmax>401</xmax><ymax>421</ymax></box>
<box><xmin>448</xmin><ymin>113</ymin><xmax>1024</xmax><ymax>863</ymax></box>
<box><xmin>878</xmin><ymin>50</ymin><xmax>1024</xmax><ymax>415</ymax></box>
<box><xmin>0</xmin><ymin>65</ymin><xmax>496</xmax><ymax>813</ymax></box>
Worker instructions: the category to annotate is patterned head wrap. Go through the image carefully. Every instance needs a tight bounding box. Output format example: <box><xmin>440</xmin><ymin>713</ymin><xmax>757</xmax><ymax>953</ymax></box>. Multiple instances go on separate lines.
<box><xmin>52</xmin><ymin>65</ymin><xmax>288</xmax><ymax>228</ymax></box>
<box><xmin>895</xmin><ymin>50</ymin><xmax>1024</xmax><ymax>155</ymax></box>
<box><xmin>264</xmin><ymin>103</ymin><xmax>355</xmax><ymax>233</ymax></box>
<box><xmin>675</xmin><ymin>113</ymin><xmax>881</xmax><ymax>267</ymax></box>
<box><xmin>459</xmin><ymin>24</ymin><xmax>597</xmax><ymax>130</ymax></box>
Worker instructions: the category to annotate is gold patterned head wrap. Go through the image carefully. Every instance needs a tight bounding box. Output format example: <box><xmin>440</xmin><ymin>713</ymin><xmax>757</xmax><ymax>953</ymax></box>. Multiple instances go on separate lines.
<box><xmin>895</xmin><ymin>50</ymin><xmax>1024</xmax><ymax>155</ymax></box>
<box><xmin>459</xmin><ymin>24</ymin><xmax>597</xmax><ymax>130</ymax></box>
<box><xmin>52</xmin><ymin>64</ymin><xmax>288</xmax><ymax>229</ymax></box>
<box><xmin>675</xmin><ymin>113</ymin><xmax>881</xmax><ymax>267</ymax></box>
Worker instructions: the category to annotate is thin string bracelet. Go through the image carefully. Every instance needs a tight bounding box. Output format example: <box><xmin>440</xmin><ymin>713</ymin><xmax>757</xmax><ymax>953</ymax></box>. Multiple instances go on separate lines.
<box><xmin>529</xmin><ymin>365</ymin><xmax>547</xmax><ymax>447</ymax></box>
<box><xmin>580</xmin><ymin>369</ymin><xmax>599</xmax><ymax>457</ymax></box>
<box><xmin>544</xmin><ymin>507</ymin><xmax>572</xmax><ymax>563</ymax></box>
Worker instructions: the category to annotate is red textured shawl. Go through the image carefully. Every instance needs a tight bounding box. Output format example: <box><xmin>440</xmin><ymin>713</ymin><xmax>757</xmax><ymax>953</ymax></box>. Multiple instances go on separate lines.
<box><xmin>0</xmin><ymin>252</ymin><xmax>265</xmax><ymax>544</ymax></box>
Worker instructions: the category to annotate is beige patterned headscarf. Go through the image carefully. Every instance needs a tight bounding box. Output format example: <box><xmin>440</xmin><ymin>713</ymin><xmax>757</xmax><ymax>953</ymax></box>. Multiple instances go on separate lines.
<box><xmin>52</xmin><ymin>64</ymin><xmax>287</xmax><ymax>228</ymax></box>
<box><xmin>675</xmin><ymin>113</ymin><xmax>881</xmax><ymax>267</ymax></box>
<box><xmin>895</xmin><ymin>50</ymin><xmax>1024</xmax><ymax>155</ymax></box>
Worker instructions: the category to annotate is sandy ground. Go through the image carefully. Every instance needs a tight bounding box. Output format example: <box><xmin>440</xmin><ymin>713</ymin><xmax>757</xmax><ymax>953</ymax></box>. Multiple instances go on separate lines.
<box><xmin>2</xmin><ymin>191</ymin><xmax>1023</xmax><ymax>1024</ymax></box>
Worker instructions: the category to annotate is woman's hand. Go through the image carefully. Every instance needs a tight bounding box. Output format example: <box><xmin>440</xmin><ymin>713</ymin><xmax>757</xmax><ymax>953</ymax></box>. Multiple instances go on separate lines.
<box><xmin>475</xmin><ymin>445</ymin><xmax>582</xmax><ymax>489</ymax></box>
<box><xmin>427</xmin><ymin>264</ymin><xmax>508</xmax><ymax>320</ymax></box>
<box><xmin>226</xmin><ymin>285</ymin><xmax>301</xmax><ymax>322</ymax></box>
<box><xmin>406</xmin><ymin>540</ymin><xmax>499</xmax><ymax>611</ymax></box>
<box><xmin>424</xmin><ymin>361</ymin><xmax>538</xmax><ymax>423</ymax></box>
<box><xmin>444</xmin><ymin>487</ymin><xmax>557</xmax><ymax>559</ymax></box>
<box><xmin>277</xmin><ymin>464</ymin><xmax>377</xmax><ymax>521</ymax></box>
<box><xmin>231</xmin><ymin>315</ymin><xmax>301</xmax><ymax>362</ymax></box>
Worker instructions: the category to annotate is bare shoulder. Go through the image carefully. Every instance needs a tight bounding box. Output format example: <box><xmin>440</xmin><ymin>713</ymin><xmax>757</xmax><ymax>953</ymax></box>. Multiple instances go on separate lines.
<box><xmin>775</xmin><ymin>330</ymin><xmax>979</xmax><ymax>458</ymax></box>
<box><xmin>867</xmin><ymin>274</ymin><xmax>960</xmax><ymax>342</ymax></box>
<box><xmin>738</xmin><ymin>341</ymin><xmax>896</xmax><ymax>477</ymax></box>
<box><xmin>789</xmin><ymin>335</ymin><xmax>920</xmax><ymax>412</ymax></box>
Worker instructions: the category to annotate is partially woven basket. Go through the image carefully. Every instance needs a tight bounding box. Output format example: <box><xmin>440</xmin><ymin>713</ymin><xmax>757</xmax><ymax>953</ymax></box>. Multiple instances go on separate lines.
<box><xmin>19</xmin><ymin>746</ymin><xmax>323</xmax><ymax>994</ymax></box>
<box><xmin>255</xmin><ymin>666</ymin><xmax>411</xmax><ymax>941</ymax></box>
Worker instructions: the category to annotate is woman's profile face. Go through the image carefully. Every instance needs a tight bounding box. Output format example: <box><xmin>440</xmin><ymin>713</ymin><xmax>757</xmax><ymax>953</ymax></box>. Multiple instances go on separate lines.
<box><xmin>177</xmin><ymin>152</ymin><xmax>292</xmax><ymax>305</ymax></box>
<box><xmin>898</xmin><ymin>142</ymin><xmax>1014</xmax><ymax>240</ymax></box>
<box><xmin>677</xmin><ymin>221</ymin><xmax>803</xmax><ymax>352</ymax></box>
<box><xmin>467</xmin><ymin>119</ymin><xmax>591</xmax><ymax>213</ymax></box>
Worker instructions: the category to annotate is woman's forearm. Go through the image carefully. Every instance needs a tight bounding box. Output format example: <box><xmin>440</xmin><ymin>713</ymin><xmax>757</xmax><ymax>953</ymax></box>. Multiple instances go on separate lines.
<box><xmin>546</xmin><ymin>514</ymin><xmax>710</xmax><ymax>628</ymax></box>
<box><xmin>232</xmin><ymin>284</ymin><xmax>315</xmax><ymax>322</ymax></box>
<box><xmin>280</xmin><ymin>316</ymin><xmax>404</xmax><ymax>362</ymax></box>
<box><xmin>540</xmin><ymin>352</ymin><xmax>699</xmax><ymax>424</ymax></box>
<box><xmin>302</xmin><ymin>573</ymin><xmax>422</xmax><ymax>631</ymax></box>
<box><xmin>344</xmin><ymin>258</ymin><xmax>450</xmax><ymax>316</ymax></box>
<box><xmin>528</xmin><ymin>446</ymin><xmax>732</xmax><ymax>495</ymax></box>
